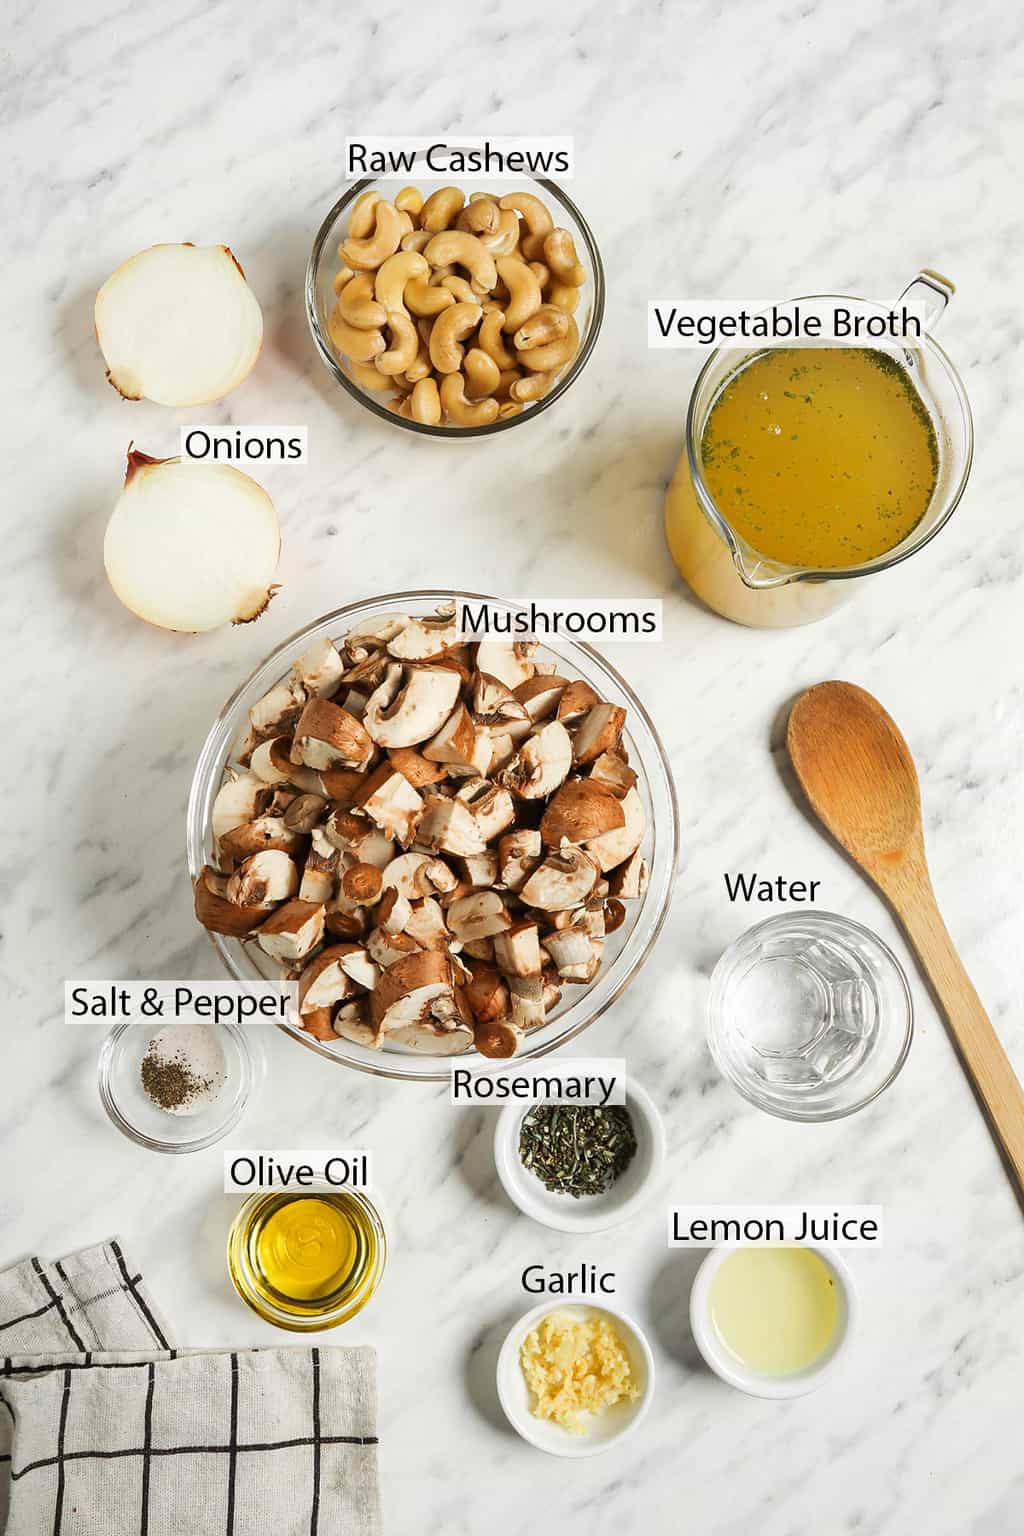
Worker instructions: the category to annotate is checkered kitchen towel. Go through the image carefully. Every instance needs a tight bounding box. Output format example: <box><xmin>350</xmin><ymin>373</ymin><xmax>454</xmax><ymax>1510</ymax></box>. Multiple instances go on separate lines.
<box><xmin>0</xmin><ymin>1241</ymin><xmax>380</xmax><ymax>1535</ymax></box>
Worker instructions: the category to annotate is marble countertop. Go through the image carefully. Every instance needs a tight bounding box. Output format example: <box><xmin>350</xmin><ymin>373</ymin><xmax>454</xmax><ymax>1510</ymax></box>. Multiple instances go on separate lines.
<box><xmin>5</xmin><ymin>1</ymin><xmax>1024</xmax><ymax>1531</ymax></box>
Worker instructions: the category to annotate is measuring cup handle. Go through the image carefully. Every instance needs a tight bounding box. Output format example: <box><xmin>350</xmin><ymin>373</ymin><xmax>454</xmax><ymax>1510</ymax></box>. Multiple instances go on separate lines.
<box><xmin>899</xmin><ymin>269</ymin><xmax>955</xmax><ymax>332</ymax></box>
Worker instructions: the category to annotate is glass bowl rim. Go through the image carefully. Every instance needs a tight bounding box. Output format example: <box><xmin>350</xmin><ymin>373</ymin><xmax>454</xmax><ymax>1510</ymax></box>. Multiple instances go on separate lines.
<box><xmin>97</xmin><ymin>1016</ymin><xmax>258</xmax><ymax>1153</ymax></box>
<box><xmin>186</xmin><ymin>589</ymin><xmax>681</xmax><ymax>1083</ymax></box>
<box><xmin>305</xmin><ymin>171</ymin><xmax>606</xmax><ymax>439</ymax></box>
<box><xmin>706</xmin><ymin>908</ymin><xmax>914</xmax><ymax>1122</ymax></box>
<box><xmin>684</xmin><ymin>292</ymin><xmax>975</xmax><ymax>586</ymax></box>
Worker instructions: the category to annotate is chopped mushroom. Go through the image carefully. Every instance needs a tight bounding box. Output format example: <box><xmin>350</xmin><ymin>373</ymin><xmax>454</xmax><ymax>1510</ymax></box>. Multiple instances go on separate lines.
<box><xmin>196</xmin><ymin>606</ymin><xmax>651</xmax><ymax>1059</ymax></box>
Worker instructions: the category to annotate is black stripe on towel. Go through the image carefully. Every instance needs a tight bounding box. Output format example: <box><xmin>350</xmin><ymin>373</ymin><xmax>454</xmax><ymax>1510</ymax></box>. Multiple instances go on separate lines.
<box><xmin>109</xmin><ymin>1242</ymin><xmax>170</xmax><ymax>1351</ymax></box>
<box><xmin>52</xmin><ymin>1367</ymin><xmax>71</xmax><ymax>1536</ymax></box>
<box><xmin>31</xmin><ymin>1261</ymin><xmax>85</xmax><ymax>1353</ymax></box>
<box><xmin>140</xmin><ymin>1360</ymin><xmax>155</xmax><ymax>1536</ymax></box>
<box><xmin>226</xmin><ymin>1353</ymin><xmax>238</xmax><ymax>1536</ymax></box>
<box><xmin>310</xmin><ymin>1348</ymin><xmax>321</xmax><ymax>1536</ymax></box>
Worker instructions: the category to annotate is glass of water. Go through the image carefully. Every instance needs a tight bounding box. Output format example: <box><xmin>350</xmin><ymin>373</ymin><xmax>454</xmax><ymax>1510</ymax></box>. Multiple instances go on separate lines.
<box><xmin>707</xmin><ymin>912</ymin><xmax>913</xmax><ymax>1121</ymax></box>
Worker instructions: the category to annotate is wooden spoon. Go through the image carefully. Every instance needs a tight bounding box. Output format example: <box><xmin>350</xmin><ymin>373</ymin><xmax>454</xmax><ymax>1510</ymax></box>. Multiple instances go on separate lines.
<box><xmin>788</xmin><ymin>680</ymin><xmax>1024</xmax><ymax>1198</ymax></box>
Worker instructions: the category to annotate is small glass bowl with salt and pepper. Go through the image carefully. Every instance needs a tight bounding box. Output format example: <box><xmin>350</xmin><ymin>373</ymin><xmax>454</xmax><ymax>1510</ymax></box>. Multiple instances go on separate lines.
<box><xmin>98</xmin><ymin>1018</ymin><xmax>261</xmax><ymax>1153</ymax></box>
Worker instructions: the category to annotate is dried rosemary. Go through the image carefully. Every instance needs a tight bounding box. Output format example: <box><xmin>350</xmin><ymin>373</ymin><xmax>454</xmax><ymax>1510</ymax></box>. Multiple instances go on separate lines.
<box><xmin>519</xmin><ymin>1105</ymin><xmax>637</xmax><ymax>1199</ymax></box>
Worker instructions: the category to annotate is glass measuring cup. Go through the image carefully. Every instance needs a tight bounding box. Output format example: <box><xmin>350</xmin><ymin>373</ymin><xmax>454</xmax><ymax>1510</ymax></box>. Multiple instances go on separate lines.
<box><xmin>664</xmin><ymin>272</ymin><xmax>974</xmax><ymax>627</ymax></box>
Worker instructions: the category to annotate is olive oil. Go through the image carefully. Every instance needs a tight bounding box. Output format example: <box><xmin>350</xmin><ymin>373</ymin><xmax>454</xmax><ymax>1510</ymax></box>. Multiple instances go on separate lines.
<box><xmin>709</xmin><ymin>1247</ymin><xmax>839</xmax><ymax>1375</ymax></box>
<box><xmin>700</xmin><ymin>347</ymin><xmax>938</xmax><ymax>568</ymax></box>
<box><xmin>228</xmin><ymin>1191</ymin><xmax>386</xmax><ymax>1330</ymax></box>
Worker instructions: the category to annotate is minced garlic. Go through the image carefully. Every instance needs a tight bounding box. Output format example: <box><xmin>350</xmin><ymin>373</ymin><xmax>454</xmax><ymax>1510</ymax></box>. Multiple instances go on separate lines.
<box><xmin>520</xmin><ymin>1310</ymin><xmax>640</xmax><ymax>1434</ymax></box>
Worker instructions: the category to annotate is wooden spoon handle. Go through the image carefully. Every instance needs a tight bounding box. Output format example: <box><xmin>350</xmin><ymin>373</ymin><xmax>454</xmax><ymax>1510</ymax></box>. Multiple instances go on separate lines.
<box><xmin>897</xmin><ymin>888</ymin><xmax>1024</xmax><ymax>1196</ymax></box>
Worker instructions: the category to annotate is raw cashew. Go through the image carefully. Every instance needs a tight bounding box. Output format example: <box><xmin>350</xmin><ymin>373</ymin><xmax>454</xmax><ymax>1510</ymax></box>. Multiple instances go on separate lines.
<box><xmin>496</xmin><ymin>257</ymin><xmax>542</xmax><ymax>332</ymax></box>
<box><xmin>344</xmin><ymin>357</ymin><xmax>394</xmax><ymax>393</ymax></box>
<box><xmin>329</xmin><ymin>306</ymin><xmax>385</xmax><ymax>362</ymax></box>
<box><xmin>374</xmin><ymin>250</ymin><xmax>429</xmax><ymax>314</ymax></box>
<box><xmin>348</xmin><ymin>190</ymin><xmax>382</xmax><ymax>240</ymax></box>
<box><xmin>406</xmin><ymin>278</ymin><xmax>455</xmax><ymax>318</ymax></box>
<box><xmin>340</xmin><ymin>202</ymin><xmax>405</xmax><ymax>271</ymax></box>
<box><xmin>498</xmin><ymin>401</ymin><xmax>523</xmax><ymax>419</ymax></box>
<box><xmin>479</xmin><ymin>209</ymin><xmax>521</xmax><ymax>257</ymax></box>
<box><xmin>423</xmin><ymin>231</ymin><xmax>498</xmax><ymax>293</ymax></box>
<box><xmin>404</xmin><ymin>337</ymin><xmax>432</xmax><ymax>383</ymax></box>
<box><xmin>464</xmin><ymin>347</ymin><xmax>501</xmax><ymax>399</ymax></box>
<box><xmin>547</xmin><ymin>281</ymin><xmax>580</xmax><ymax>314</ymax></box>
<box><xmin>528</xmin><ymin>261</ymin><xmax>550</xmax><ymax>289</ymax></box>
<box><xmin>478</xmin><ymin>310</ymin><xmax>517</xmax><ymax>370</ymax></box>
<box><xmin>441</xmin><ymin>274</ymin><xmax>477</xmax><ymax>305</ymax></box>
<box><xmin>395</xmin><ymin>186</ymin><xmax>424</xmax><ymax>221</ymax></box>
<box><xmin>513</xmin><ymin>305</ymin><xmax>569</xmax><ymax>351</ymax></box>
<box><xmin>400</xmin><ymin>230</ymin><xmax>433</xmax><ymax>254</ymax></box>
<box><xmin>420</xmin><ymin>186</ymin><xmax>465</xmax><ymax>232</ymax></box>
<box><xmin>376</xmin><ymin>311</ymin><xmax>420</xmax><ymax>375</ymax></box>
<box><xmin>410</xmin><ymin>377</ymin><xmax>441</xmax><ymax>425</ymax></box>
<box><xmin>496</xmin><ymin>367</ymin><xmax>522</xmax><ymax>398</ymax></box>
<box><xmin>458</xmin><ymin>198</ymin><xmax>500</xmax><ymax>235</ymax></box>
<box><xmin>516</xmin><ymin>315</ymin><xmax>579</xmax><ymax>373</ymax></box>
<box><xmin>439</xmin><ymin>372</ymin><xmax>499</xmax><ymax>426</ymax></box>
<box><xmin>544</xmin><ymin>228</ymin><xmax>586</xmax><ymax>286</ymax></box>
<box><xmin>510</xmin><ymin>370</ymin><xmax>553</xmax><ymax>403</ymax></box>
<box><xmin>428</xmin><ymin>302</ymin><xmax>482</xmax><ymax>374</ymax></box>
<box><xmin>332</xmin><ymin>265</ymin><xmax>356</xmax><ymax>295</ymax></box>
<box><xmin>339</xmin><ymin>273</ymin><xmax>387</xmax><ymax>330</ymax></box>
<box><xmin>519</xmin><ymin>232</ymin><xmax>548</xmax><ymax>263</ymax></box>
<box><xmin>499</xmin><ymin>192</ymin><xmax>555</xmax><ymax>239</ymax></box>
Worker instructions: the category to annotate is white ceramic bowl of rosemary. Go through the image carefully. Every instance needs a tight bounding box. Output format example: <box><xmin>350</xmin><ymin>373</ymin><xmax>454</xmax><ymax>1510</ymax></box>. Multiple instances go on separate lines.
<box><xmin>493</xmin><ymin>1078</ymin><xmax>665</xmax><ymax>1233</ymax></box>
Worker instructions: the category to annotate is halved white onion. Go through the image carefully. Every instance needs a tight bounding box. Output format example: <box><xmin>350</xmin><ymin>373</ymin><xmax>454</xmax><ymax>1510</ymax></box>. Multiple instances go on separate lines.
<box><xmin>94</xmin><ymin>244</ymin><xmax>263</xmax><ymax>406</ymax></box>
<box><xmin>104</xmin><ymin>451</ymin><xmax>280</xmax><ymax>632</ymax></box>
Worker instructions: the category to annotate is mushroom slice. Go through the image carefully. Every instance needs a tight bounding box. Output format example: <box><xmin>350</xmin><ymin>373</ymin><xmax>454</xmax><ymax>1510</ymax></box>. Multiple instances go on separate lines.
<box><xmin>387</xmin><ymin>746</ymin><xmax>449</xmax><ymax>787</ymax></box>
<box><xmin>339</xmin><ymin>862</ymin><xmax>384</xmax><ymax>910</ymax></box>
<box><xmin>604</xmin><ymin>898</ymin><xmax>627</xmax><ymax>934</ymax></box>
<box><xmin>589</xmin><ymin>751</ymin><xmax>638</xmax><ymax>799</ymax></box>
<box><xmin>250</xmin><ymin>737</ymin><xmax>299</xmax><ymax>786</ymax></box>
<box><xmin>456</xmin><ymin>779</ymin><xmax>517</xmax><ymax>842</ymax></box>
<box><xmin>339</xmin><ymin>947</ymin><xmax>380</xmax><ymax>991</ymax></box>
<box><xmin>499</xmin><ymin>720</ymin><xmax>572</xmax><ymax>799</ymax></box>
<box><xmin>226</xmin><ymin>849</ymin><xmax>299</xmax><ymax>908</ymax></box>
<box><xmin>519</xmin><ymin>846</ymin><xmax>599</xmax><ymax>911</ymax></box>
<box><xmin>387</xmin><ymin>1019</ymin><xmax>474</xmax><ymax>1054</ymax></box>
<box><xmin>334</xmin><ymin>999</ymin><xmax>382</xmax><ymax>1049</ymax></box>
<box><xmin>556</xmin><ymin>680</ymin><xmax>601</xmax><ymax>724</ymax></box>
<box><xmin>472</xmin><ymin>672</ymin><xmax>531</xmax><ymax>733</ymax></box>
<box><xmin>292</xmin><ymin>636</ymin><xmax>344</xmax><ymax>699</ymax></box>
<box><xmin>608</xmin><ymin>847</ymin><xmax>649</xmax><ymax>899</ymax></box>
<box><xmin>572</xmin><ymin>703</ymin><xmax>627</xmax><ymax>766</ymax></box>
<box><xmin>462</xmin><ymin>961</ymin><xmax>510</xmax><ymax>1023</ymax></box>
<box><xmin>543</xmin><ymin>925</ymin><xmax>594</xmax><ymax>980</ymax></box>
<box><xmin>462</xmin><ymin>936</ymin><xmax>495</xmax><ymax>962</ymax></box>
<box><xmin>585</xmin><ymin>787</ymin><xmax>646</xmax><ymax>873</ymax></box>
<box><xmin>298</xmin><ymin>945</ymin><xmax>361</xmax><ymax>1012</ymax></box>
<box><xmin>376</xmin><ymin>887</ymin><xmax>411</xmax><ymax>934</ymax></box>
<box><xmin>354</xmin><ymin>763</ymin><xmax>424</xmax><ymax>848</ymax></box>
<box><xmin>212</xmin><ymin>772</ymin><xmax>272</xmax><ymax>845</ymax></box>
<box><xmin>382</xmin><ymin>851</ymin><xmax>452</xmax><ymax>901</ymax></box>
<box><xmin>301</xmin><ymin>1006</ymin><xmax>338</xmax><ymax>1042</ymax></box>
<box><xmin>291</xmin><ymin>699</ymin><xmax>374</xmax><ymax>771</ymax></box>
<box><xmin>513</xmin><ymin>674</ymin><xmax>569</xmax><ymax>722</ymax></box>
<box><xmin>447</xmin><ymin>890</ymin><xmax>512</xmax><ymax>945</ymax></box>
<box><xmin>474</xmin><ymin>640</ymin><xmax>536</xmax><ymax>689</ymax></box>
<box><xmin>257</xmin><ymin>899</ymin><xmax>326</xmax><ymax>963</ymax></box>
<box><xmin>386</xmin><ymin>605</ymin><xmax>459</xmax><ymax>661</ymax></box>
<box><xmin>508</xmin><ymin>975</ymin><xmax>546</xmax><ymax>1032</ymax></box>
<box><xmin>423</xmin><ymin>702</ymin><xmax>485</xmax><ymax>771</ymax></box>
<box><xmin>498</xmin><ymin>829</ymin><xmax>543</xmax><ymax>892</ymax></box>
<box><xmin>250</xmin><ymin>676</ymin><xmax>307</xmax><ymax>738</ymax></box>
<box><xmin>318</xmin><ymin>766</ymin><xmax>368</xmax><ymax>806</ymax></box>
<box><xmin>193</xmin><ymin>866</ymin><xmax>266</xmax><ymax>936</ymax></box>
<box><xmin>459</xmin><ymin>850</ymin><xmax>499</xmax><ymax>888</ymax></box>
<box><xmin>404</xmin><ymin>897</ymin><xmax>450</xmax><ymax>951</ymax></box>
<box><xmin>366</xmin><ymin>927</ymin><xmax>421</xmax><ymax>967</ymax></box>
<box><xmin>493</xmin><ymin>921</ymin><xmax>542</xmax><ymax>978</ymax></box>
<box><xmin>283</xmin><ymin>792</ymin><xmax>328</xmax><ymax>835</ymax></box>
<box><xmin>539</xmin><ymin>779</ymin><xmax>626</xmax><ymax>846</ymax></box>
<box><xmin>345</xmin><ymin>612</ymin><xmax>409</xmax><ymax>652</ymax></box>
<box><xmin>219</xmin><ymin>816</ymin><xmax>300</xmax><ymax>863</ymax></box>
<box><xmin>473</xmin><ymin>1017</ymin><xmax>522</xmax><ymax>1059</ymax></box>
<box><xmin>364</xmin><ymin>666</ymin><xmax>461</xmax><ymax>748</ymax></box>
<box><xmin>370</xmin><ymin>950</ymin><xmax>455</xmax><ymax>1036</ymax></box>
<box><xmin>416</xmin><ymin>795</ymin><xmax>487</xmax><ymax>857</ymax></box>
<box><xmin>488</xmin><ymin>731</ymin><xmax>519</xmax><ymax>776</ymax></box>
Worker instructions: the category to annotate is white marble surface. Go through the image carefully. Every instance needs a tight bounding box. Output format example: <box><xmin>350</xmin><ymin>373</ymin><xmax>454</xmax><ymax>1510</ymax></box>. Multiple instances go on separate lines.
<box><xmin>4</xmin><ymin>0</ymin><xmax>1024</xmax><ymax>1531</ymax></box>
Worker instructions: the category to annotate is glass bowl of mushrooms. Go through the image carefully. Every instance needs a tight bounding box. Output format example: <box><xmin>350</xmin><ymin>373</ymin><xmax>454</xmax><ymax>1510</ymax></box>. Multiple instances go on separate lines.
<box><xmin>186</xmin><ymin>592</ymin><xmax>679</xmax><ymax>1083</ymax></box>
<box><xmin>306</xmin><ymin>163</ymin><xmax>605</xmax><ymax>436</ymax></box>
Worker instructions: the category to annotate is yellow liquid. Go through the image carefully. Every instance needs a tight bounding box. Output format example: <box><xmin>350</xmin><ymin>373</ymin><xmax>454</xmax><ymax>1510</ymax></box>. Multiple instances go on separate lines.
<box><xmin>709</xmin><ymin>1247</ymin><xmax>839</xmax><ymax>1376</ymax></box>
<box><xmin>256</xmin><ymin>1197</ymin><xmax>357</xmax><ymax>1301</ymax></box>
<box><xmin>700</xmin><ymin>347</ymin><xmax>938</xmax><ymax>568</ymax></box>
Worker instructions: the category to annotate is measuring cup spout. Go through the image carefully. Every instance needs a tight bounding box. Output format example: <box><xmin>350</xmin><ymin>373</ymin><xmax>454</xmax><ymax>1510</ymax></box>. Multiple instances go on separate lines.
<box><xmin>899</xmin><ymin>269</ymin><xmax>955</xmax><ymax>333</ymax></box>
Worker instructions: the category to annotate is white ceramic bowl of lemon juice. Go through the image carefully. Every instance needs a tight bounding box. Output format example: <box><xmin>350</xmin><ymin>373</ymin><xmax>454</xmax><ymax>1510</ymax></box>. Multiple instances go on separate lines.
<box><xmin>689</xmin><ymin>1245</ymin><xmax>857</xmax><ymax>1399</ymax></box>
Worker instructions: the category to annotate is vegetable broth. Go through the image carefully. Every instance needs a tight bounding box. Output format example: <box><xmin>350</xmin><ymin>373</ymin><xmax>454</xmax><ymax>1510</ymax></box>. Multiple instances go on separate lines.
<box><xmin>700</xmin><ymin>348</ymin><xmax>938</xmax><ymax>568</ymax></box>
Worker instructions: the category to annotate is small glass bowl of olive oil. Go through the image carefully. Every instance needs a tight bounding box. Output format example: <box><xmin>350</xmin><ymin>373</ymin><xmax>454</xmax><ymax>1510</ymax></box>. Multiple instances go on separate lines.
<box><xmin>227</xmin><ymin>1191</ymin><xmax>386</xmax><ymax>1331</ymax></box>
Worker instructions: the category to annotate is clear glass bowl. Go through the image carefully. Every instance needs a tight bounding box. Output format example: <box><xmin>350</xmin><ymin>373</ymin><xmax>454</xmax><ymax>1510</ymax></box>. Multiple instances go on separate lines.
<box><xmin>98</xmin><ymin>1018</ymin><xmax>261</xmax><ymax>1153</ymax></box>
<box><xmin>707</xmin><ymin>912</ymin><xmax>913</xmax><ymax>1121</ymax></box>
<box><xmin>306</xmin><ymin>164</ymin><xmax>605</xmax><ymax>438</ymax></box>
<box><xmin>186</xmin><ymin>591</ymin><xmax>680</xmax><ymax>1082</ymax></box>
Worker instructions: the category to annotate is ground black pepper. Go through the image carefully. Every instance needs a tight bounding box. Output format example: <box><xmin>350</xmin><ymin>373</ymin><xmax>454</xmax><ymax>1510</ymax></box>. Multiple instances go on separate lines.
<box><xmin>140</xmin><ymin>1045</ymin><xmax>213</xmax><ymax>1112</ymax></box>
